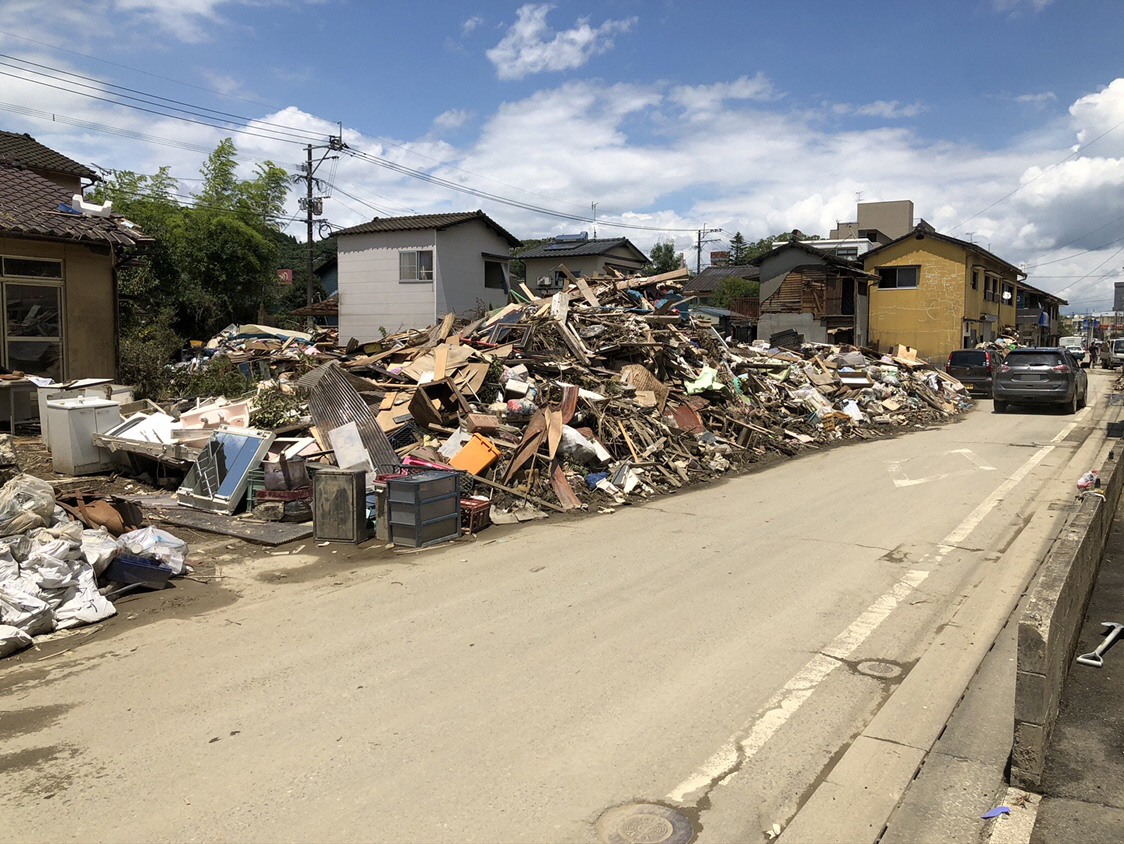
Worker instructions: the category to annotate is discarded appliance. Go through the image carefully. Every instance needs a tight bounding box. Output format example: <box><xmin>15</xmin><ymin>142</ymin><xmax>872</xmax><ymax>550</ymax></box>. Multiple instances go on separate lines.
<box><xmin>312</xmin><ymin>467</ymin><xmax>367</xmax><ymax>544</ymax></box>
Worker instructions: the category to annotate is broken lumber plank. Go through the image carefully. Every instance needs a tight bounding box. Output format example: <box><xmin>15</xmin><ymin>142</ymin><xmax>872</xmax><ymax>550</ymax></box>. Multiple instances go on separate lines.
<box><xmin>468</xmin><ymin>473</ymin><xmax>566</xmax><ymax>513</ymax></box>
<box><xmin>550</xmin><ymin>461</ymin><xmax>582</xmax><ymax>511</ymax></box>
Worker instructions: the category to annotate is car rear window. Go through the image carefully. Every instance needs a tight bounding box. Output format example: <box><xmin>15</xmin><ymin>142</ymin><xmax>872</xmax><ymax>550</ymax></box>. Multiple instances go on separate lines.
<box><xmin>1113</xmin><ymin>340</ymin><xmax>1124</xmax><ymax>353</ymax></box>
<box><xmin>1006</xmin><ymin>351</ymin><xmax>1064</xmax><ymax>367</ymax></box>
<box><xmin>949</xmin><ymin>351</ymin><xmax>987</xmax><ymax>365</ymax></box>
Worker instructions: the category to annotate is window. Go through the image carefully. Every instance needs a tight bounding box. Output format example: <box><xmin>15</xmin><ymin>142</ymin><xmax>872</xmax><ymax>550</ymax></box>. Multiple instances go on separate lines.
<box><xmin>483</xmin><ymin>260</ymin><xmax>507</xmax><ymax>290</ymax></box>
<box><xmin>1</xmin><ymin>257</ymin><xmax>62</xmax><ymax>279</ymax></box>
<box><xmin>5</xmin><ymin>283</ymin><xmax>62</xmax><ymax>379</ymax></box>
<box><xmin>877</xmin><ymin>266</ymin><xmax>919</xmax><ymax>289</ymax></box>
<box><xmin>971</xmin><ymin>270</ymin><xmax>979</xmax><ymax>291</ymax></box>
<box><xmin>398</xmin><ymin>250</ymin><xmax>433</xmax><ymax>282</ymax></box>
<box><xmin>1002</xmin><ymin>283</ymin><xmax>1014</xmax><ymax>304</ymax></box>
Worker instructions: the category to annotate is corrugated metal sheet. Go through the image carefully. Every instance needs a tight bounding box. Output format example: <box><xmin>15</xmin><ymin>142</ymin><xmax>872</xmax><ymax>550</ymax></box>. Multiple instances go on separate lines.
<box><xmin>306</xmin><ymin>363</ymin><xmax>400</xmax><ymax>469</ymax></box>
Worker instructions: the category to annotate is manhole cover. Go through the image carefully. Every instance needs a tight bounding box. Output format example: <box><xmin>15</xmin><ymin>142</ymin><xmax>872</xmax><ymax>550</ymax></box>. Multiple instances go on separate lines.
<box><xmin>596</xmin><ymin>803</ymin><xmax>694</xmax><ymax>844</ymax></box>
<box><xmin>856</xmin><ymin>660</ymin><xmax>903</xmax><ymax>679</ymax></box>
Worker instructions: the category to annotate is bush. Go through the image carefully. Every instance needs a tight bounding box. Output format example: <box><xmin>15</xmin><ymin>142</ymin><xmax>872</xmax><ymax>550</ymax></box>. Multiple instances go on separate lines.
<box><xmin>117</xmin><ymin>311</ymin><xmax>183</xmax><ymax>400</ymax></box>
<box><xmin>166</xmin><ymin>356</ymin><xmax>251</xmax><ymax>400</ymax></box>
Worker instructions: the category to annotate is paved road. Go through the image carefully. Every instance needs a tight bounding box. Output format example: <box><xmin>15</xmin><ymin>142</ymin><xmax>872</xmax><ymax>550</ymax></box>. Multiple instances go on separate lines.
<box><xmin>2</xmin><ymin>371</ymin><xmax>1115</xmax><ymax>843</ymax></box>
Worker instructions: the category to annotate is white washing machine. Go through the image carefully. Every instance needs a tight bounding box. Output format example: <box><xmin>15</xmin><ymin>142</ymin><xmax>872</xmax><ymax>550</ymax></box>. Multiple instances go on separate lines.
<box><xmin>45</xmin><ymin>397</ymin><xmax>122</xmax><ymax>475</ymax></box>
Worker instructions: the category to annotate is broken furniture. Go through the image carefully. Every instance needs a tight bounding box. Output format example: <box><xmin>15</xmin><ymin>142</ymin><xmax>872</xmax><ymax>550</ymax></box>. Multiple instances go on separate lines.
<box><xmin>176</xmin><ymin>428</ymin><xmax>276</xmax><ymax>515</ymax></box>
<box><xmin>312</xmin><ymin>467</ymin><xmax>367</xmax><ymax>544</ymax></box>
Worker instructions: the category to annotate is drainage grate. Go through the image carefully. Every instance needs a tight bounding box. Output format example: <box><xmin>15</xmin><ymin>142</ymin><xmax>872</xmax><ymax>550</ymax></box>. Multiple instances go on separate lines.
<box><xmin>596</xmin><ymin>803</ymin><xmax>694</xmax><ymax>844</ymax></box>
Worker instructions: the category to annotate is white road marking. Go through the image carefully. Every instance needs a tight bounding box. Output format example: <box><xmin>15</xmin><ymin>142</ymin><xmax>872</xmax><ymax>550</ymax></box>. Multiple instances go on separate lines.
<box><xmin>888</xmin><ymin>448</ymin><xmax>998</xmax><ymax>488</ymax></box>
<box><xmin>667</xmin><ymin>440</ymin><xmax>1059</xmax><ymax>807</ymax></box>
<box><xmin>942</xmin><ymin>444</ymin><xmax>1054</xmax><ymax>546</ymax></box>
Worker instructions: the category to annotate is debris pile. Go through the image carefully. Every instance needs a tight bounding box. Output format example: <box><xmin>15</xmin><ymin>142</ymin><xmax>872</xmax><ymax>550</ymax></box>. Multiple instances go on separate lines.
<box><xmin>325</xmin><ymin>267</ymin><xmax>970</xmax><ymax>514</ymax></box>
<box><xmin>34</xmin><ymin>267</ymin><xmax>972</xmax><ymax>539</ymax></box>
<box><xmin>0</xmin><ymin>460</ymin><xmax>190</xmax><ymax>658</ymax></box>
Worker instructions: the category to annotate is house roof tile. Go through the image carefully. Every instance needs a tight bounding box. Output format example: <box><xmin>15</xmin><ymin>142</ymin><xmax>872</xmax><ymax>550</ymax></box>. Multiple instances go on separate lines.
<box><xmin>517</xmin><ymin>237</ymin><xmax>646</xmax><ymax>262</ymax></box>
<box><xmin>682</xmin><ymin>264</ymin><xmax>761</xmax><ymax>293</ymax></box>
<box><xmin>333</xmin><ymin>210</ymin><xmax>522</xmax><ymax>248</ymax></box>
<box><xmin>0</xmin><ymin>131</ymin><xmax>98</xmax><ymax>181</ymax></box>
<box><xmin>0</xmin><ymin>162</ymin><xmax>150</xmax><ymax>246</ymax></box>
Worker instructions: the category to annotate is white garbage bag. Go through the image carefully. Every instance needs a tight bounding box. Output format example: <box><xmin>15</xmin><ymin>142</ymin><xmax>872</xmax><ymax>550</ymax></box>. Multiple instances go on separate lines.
<box><xmin>54</xmin><ymin>563</ymin><xmax>114</xmax><ymax>630</ymax></box>
<box><xmin>0</xmin><ymin>475</ymin><xmax>57</xmax><ymax>536</ymax></box>
<box><xmin>80</xmin><ymin>528</ymin><xmax>119</xmax><ymax>576</ymax></box>
<box><xmin>0</xmin><ymin>623</ymin><xmax>31</xmax><ymax>658</ymax></box>
<box><xmin>116</xmin><ymin>526</ymin><xmax>188</xmax><ymax>575</ymax></box>
<box><xmin>0</xmin><ymin>581</ymin><xmax>53</xmax><ymax>635</ymax></box>
<box><xmin>0</xmin><ymin>545</ymin><xmax>17</xmax><ymax>583</ymax></box>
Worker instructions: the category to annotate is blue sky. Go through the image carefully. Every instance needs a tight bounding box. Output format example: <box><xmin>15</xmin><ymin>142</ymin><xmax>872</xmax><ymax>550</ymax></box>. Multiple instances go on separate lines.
<box><xmin>2</xmin><ymin>0</ymin><xmax>1123</xmax><ymax>312</ymax></box>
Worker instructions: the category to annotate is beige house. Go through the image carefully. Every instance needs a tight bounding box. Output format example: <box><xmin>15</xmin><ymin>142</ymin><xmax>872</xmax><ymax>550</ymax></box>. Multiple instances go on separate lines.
<box><xmin>0</xmin><ymin>132</ymin><xmax>150</xmax><ymax>381</ymax></box>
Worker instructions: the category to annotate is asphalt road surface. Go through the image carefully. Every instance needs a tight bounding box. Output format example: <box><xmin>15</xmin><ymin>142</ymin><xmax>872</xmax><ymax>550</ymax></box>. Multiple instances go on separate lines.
<box><xmin>2</xmin><ymin>370</ymin><xmax>1116</xmax><ymax>843</ymax></box>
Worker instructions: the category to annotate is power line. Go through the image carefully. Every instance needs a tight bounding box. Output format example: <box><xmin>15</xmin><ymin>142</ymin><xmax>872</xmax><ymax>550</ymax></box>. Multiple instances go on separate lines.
<box><xmin>0</xmin><ymin>67</ymin><xmax>312</xmax><ymax>148</ymax></box>
<box><xmin>0</xmin><ymin>53</ymin><xmax>324</xmax><ymax>145</ymax></box>
<box><xmin>0</xmin><ymin>27</ymin><xmax>288</xmax><ymax>112</ymax></box>
<box><xmin>951</xmin><ymin>114</ymin><xmax>1124</xmax><ymax>233</ymax></box>
<box><xmin>343</xmin><ymin>145</ymin><xmax>700</xmax><ymax>233</ymax></box>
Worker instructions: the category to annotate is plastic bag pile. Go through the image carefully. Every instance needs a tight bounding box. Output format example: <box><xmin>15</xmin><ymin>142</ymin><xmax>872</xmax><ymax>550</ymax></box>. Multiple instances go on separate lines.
<box><xmin>0</xmin><ymin>475</ymin><xmax>188</xmax><ymax>659</ymax></box>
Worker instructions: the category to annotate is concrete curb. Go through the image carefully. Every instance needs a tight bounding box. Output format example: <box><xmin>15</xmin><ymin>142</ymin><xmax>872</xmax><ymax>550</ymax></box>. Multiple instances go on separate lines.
<box><xmin>778</xmin><ymin>415</ymin><xmax>1112</xmax><ymax>844</ymax></box>
<box><xmin>1011</xmin><ymin>447</ymin><xmax>1124</xmax><ymax>789</ymax></box>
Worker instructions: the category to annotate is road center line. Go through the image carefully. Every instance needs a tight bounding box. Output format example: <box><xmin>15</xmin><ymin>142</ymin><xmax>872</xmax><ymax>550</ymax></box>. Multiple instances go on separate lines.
<box><xmin>666</xmin><ymin>441</ymin><xmax>1060</xmax><ymax>807</ymax></box>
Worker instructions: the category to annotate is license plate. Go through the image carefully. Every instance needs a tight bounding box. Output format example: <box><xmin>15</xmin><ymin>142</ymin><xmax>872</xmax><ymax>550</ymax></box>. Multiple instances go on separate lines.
<box><xmin>1018</xmin><ymin>373</ymin><xmax>1043</xmax><ymax>381</ymax></box>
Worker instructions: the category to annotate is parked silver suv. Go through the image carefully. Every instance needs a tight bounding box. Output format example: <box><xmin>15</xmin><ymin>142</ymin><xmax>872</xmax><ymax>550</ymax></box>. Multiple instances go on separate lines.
<box><xmin>993</xmin><ymin>348</ymin><xmax>1088</xmax><ymax>414</ymax></box>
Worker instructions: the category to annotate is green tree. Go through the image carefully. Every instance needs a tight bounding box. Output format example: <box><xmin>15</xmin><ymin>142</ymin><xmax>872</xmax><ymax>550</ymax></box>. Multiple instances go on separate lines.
<box><xmin>93</xmin><ymin>139</ymin><xmax>292</xmax><ymax>390</ymax></box>
<box><xmin>728</xmin><ymin>232</ymin><xmax>749</xmax><ymax>265</ymax></box>
<box><xmin>643</xmin><ymin>239</ymin><xmax>685</xmax><ymax>275</ymax></box>
<box><xmin>710</xmin><ymin>277</ymin><xmax>760</xmax><ymax>309</ymax></box>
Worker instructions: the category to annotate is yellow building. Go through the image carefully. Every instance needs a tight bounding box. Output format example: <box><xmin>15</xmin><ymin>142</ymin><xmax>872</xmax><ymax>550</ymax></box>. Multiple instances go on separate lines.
<box><xmin>863</xmin><ymin>227</ymin><xmax>1023</xmax><ymax>364</ymax></box>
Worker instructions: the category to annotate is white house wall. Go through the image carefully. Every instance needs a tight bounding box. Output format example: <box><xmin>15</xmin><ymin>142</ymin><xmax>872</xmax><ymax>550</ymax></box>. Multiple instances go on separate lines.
<box><xmin>435</xmin><ymin>223</ymin><xmax>512</xmax><ymax>315</ymax></box>
<box><xmin>338</xmin><ymin>230</ymin><xmax>436</xmax><ymax>340</ymax></box>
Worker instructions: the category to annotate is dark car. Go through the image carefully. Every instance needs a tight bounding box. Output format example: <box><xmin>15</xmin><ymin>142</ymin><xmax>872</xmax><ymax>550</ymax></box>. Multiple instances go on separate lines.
<box><xmin>992</xmin><ymin>347</ymin><xmax>1088</xmax><ymax>414</ymax></box>
<box><xmin>946</xmin><ymin>349</ymin><xmax>1003</xmax><ymax>396</ymax></box>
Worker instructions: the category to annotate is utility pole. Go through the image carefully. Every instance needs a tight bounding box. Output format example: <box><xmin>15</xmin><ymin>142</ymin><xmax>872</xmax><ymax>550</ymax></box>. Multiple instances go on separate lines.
<box><xmin>696</xmin><ymin>226</ymin><xmax>723</xmax><ymax>274</ymax></box>
<box><xmin>299</xmin><ymin>134</ymin><xmax>347</xmax><ymax>328</ymax></box>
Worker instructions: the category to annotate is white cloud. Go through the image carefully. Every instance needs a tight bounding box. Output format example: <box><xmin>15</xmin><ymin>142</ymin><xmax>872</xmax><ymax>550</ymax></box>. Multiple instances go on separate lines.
<box><xmin>830</xmin><ymin>100</ymin><xmax>927</xmax><ymax>119</ymax></box>
<box><xmin>992</xmin><ymin>0</ymin><xmax>1055</xmax><ymax>12</ymax></box>
<box><xmin>432</xmin><ymin>109</ymin><xmax>472</xmax><ymax>131</ymax></box>
<box><xmin>486</xmin><ymin>4</ymin><xmax>637</xmax><ymax>81</ymax></box>
<box><xmin>112</xmin><ymin>0</ymin><xmax>230</xmax><ymax>42</ymax></box>
<box><xmin>1016</xmin><ymin>91</ymin><xmax>1057</xmax><ymax>107</ymax></box>
<box><xmin>669</xmin><ymin>74</ymin><xmax>778</xmax><ymax>120</ymax></box>
<box><xmin>461</xmin><ymin>15</ymin><xmax>483</xmax><ymax>36</ymax></box>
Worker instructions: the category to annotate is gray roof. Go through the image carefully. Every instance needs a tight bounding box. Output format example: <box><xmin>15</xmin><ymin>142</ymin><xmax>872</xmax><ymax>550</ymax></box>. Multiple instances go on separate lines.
<box><xmin>0</xmin><ymin>163</ymin><xmax>149</xmax><ymax>246</ymax></box>
<box><xmin>683</xmin><ymin>265</ymin><xmax>760</xmax><ymax>293</ymax></box>
<box><xmin>518</xmin><ymin>237</ymin><xmax>647</xmax><ymax>263</ymax></box>
<box><xmin>333</xmin><ymin>210</ymin><xmax>521</xmax><ymax>248</ymax></box>
<box><xmin>0</xmin><ymin>131</ymin><xmax>98</xmax><ymax>181</ymax></box>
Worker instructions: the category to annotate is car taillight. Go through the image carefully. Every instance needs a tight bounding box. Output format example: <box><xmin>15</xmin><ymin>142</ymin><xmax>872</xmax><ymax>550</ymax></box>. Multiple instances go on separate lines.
<box><xmin>946</xmin><ymin>354</ymin><xmax>952</xmax><ymax>370</ymax></box>
<box><xmin>984</xmin><ymin>352</ymin><xmax>991</xmax><ymax>365</ymax></box>
<box><xmin>1052</xmin><ymin>364</ymin><xmax>1070</xmax><ymax>373</ymax></box>
<box><xmin>1000</xmin><ymin>365</ymin><xmax>1011</xmax><ymax>373</ymax></box>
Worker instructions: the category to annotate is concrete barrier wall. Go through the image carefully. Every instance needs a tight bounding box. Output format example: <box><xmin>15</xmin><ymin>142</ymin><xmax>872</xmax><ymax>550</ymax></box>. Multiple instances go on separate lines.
<box><xmin>1012</xmin><ymin>449</ymin><xmax>1124</xmax><ymax>789</ymax></box>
